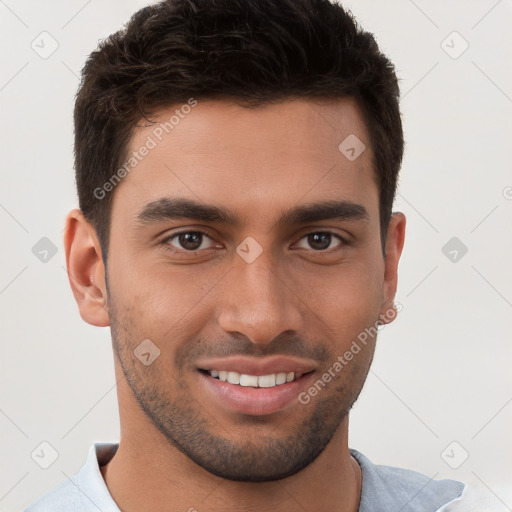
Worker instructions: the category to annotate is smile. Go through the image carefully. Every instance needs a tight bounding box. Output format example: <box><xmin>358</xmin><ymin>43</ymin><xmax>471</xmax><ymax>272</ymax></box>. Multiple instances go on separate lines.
<box><xmin>206</xmin><ymin>370</ymin><xmax>298</xmax><ymax>388</ymax></box>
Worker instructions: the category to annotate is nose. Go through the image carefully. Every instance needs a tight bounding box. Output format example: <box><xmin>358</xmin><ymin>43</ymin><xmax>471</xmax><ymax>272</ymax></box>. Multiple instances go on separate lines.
<box><xmin>216</xmin><ymin>247</ymin><xmax>304</xmax><ymax>346</ymax></box>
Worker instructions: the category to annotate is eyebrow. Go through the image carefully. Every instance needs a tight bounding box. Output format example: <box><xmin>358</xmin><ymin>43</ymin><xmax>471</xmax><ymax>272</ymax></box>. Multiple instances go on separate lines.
<box><xmin>134</xmin><ymin>197</ymin><xmax>370</xmax><ymax>228</ymax></box>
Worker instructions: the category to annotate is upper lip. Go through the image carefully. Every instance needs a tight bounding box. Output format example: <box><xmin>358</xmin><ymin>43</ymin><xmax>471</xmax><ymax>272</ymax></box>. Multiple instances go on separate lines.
<box><xmin>196</xmin><ymin>356</ymin><xmax>317</xmax><ymax>377</ymax></box>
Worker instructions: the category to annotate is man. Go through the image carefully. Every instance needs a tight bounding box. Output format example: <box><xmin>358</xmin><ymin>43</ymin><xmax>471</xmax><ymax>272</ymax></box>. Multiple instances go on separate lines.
<box><xmin>24</xmin><ymin>0</ymin><xmax>469</xmax><ymax>510</ymax></box>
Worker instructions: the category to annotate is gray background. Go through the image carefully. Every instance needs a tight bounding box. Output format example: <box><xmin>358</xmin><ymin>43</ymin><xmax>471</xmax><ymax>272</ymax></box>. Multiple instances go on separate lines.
<box><xmin>1</xmin><ymin>0</ymin><xmax>511</xmax><ymax>510</ymax></box>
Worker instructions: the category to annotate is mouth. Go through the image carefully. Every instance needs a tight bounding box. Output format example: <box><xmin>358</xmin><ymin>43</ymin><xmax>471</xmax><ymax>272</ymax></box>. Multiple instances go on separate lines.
<box><xmin>196</xmin><ymin>356</ymin><xmax>317</xmax><ymax>416</ymax></box>
<box><xmin>200</xmin><ymin>369</ymin><xmax>304</xmax><ymax>388</ymax></box>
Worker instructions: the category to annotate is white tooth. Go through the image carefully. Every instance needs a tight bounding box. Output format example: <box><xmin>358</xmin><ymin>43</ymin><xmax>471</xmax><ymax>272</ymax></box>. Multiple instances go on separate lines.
<box><xmin>258</xmin><ymin>374</ymin><xmax>276</xmax><ymax>388</ymax></box>
<box><xmin>210</xmin><ymin>369</ymin><xmax>219</xmax><ymax>378</ymax></box>
<box><xmin>286</xmin><ymin>372</ymin><xmax>295</xmax><ymax>383</ymax></box>
<box><xmin>275</xmin><ymin>372</ymin><xmax>287</xmax><ymax>385</ymax></box>
<box><xmin>218</xmin><ymin>370</ymin><xmax>228</xmax><ymax>382</ymax></box>
<box><xmin>227</xmin><ymin>371</ymin><xmax>240</xmax><ymax>384</ymax></box>
<box><xmin>239</xmin><ymin>374</ymin><xmax>258</xmax><ymax>387</ymax></box>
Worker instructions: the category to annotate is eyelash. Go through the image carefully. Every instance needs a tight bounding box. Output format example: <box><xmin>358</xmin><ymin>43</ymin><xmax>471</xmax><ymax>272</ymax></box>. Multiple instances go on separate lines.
<box><xmin>160</xmin><ymin>230</ymin><xmax>349</xmax><ymax>255</ymax></box>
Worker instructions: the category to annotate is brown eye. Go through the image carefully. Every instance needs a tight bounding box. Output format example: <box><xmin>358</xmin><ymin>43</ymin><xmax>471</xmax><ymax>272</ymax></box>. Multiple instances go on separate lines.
<box><xmin>164</xmin><ymin>231</ymin><xmax>216</xmax><ymax>251</ymax></box>
<box><xmin>296</xmin><ymin>232</ymin><xmax>345</xmax><ymax>251</ymax></box>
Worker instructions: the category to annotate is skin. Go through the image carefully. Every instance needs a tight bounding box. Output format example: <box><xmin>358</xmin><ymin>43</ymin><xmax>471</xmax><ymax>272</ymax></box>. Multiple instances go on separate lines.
<box><xmin>64</xmin><ymin>97</ymin><xmax>406</xmax><ymax>512</ymax></box>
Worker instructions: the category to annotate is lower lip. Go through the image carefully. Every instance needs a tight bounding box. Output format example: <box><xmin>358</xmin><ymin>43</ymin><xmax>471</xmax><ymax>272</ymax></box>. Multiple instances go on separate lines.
<box><xmin>198</xmin><ymin>371</ymin><xmax>315</xmax><ymax>416</ymax></box>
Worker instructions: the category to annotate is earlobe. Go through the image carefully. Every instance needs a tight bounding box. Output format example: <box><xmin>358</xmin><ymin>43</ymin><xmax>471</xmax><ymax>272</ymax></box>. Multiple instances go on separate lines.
<box><xmin>63</xmin><ymin>209</ymin><xmax>110</xmax><ymax>327</ymax></box>
<box><xmin>379</xmin><ymin>212</ymin><xmax>406</xmax><ymax>326</ymax></box>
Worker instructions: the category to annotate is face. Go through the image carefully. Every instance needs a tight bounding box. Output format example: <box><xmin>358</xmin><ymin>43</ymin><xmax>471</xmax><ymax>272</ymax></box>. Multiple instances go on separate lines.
<box><xmin>92</xmin><ymin>98</ymin><xmax>403</xmax><ymax>481</ymax></box>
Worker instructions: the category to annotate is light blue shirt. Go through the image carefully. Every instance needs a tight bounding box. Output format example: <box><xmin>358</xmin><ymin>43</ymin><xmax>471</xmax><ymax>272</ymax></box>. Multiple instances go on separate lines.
<box><xmin>23</xmin><ymin>442</ymin><xmax>466</xmax><ymax>511</ymax></box>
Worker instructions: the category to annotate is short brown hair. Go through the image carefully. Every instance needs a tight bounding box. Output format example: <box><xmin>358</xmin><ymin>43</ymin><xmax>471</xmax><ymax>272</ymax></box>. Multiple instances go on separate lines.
<box><xmin>74</xmin><ymin>0</ymin><xmax>403</xmax><ymax>265</ymax></box>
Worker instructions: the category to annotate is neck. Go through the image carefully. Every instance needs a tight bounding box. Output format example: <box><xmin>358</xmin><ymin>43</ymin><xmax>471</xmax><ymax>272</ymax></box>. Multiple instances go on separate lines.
<box><xmin>101</xmin><ymin>372</ymin><xmax>362</xmax><ymax>512</ymax></box>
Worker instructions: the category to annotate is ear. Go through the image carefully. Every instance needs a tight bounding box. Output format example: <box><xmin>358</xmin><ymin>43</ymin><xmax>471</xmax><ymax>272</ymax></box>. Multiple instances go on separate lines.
<box><xmin>63</xmin><ymin>209</ymin><xmax>110</xmax><ymax>327</ymax></box>
<box><xmin>379</xmin><ymin>212</ymin><xmax>406</xmax><ymax>325</ymax></box>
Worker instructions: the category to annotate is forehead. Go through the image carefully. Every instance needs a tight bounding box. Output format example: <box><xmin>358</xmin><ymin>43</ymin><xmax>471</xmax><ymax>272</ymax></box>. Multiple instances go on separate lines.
<box><xmin>111</xmin><ymin>97</ymin><xmax>378</xmax><ymax>227</ymax></box>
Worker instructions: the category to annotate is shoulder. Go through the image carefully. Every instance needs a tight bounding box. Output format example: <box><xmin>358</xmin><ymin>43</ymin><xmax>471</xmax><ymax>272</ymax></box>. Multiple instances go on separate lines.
<box><xmin>350</xmin><ymin>449</ymin><xmax>466</xmax><ymax>512</ymax></box>
<box><xmin>22</xmin><ymin>442</ymin><xmax>120</xmax><ymax>512</ymax></box>
<box><xmin>22</xmin><ymin>477</ymin><xmax>82</xmax><ymax>512</ymax></box>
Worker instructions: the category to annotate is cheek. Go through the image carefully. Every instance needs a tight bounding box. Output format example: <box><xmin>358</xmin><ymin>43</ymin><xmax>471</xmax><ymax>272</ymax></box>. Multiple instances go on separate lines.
<box><xmin>298</xmin><ymin>253</ymin><xmax>384</xmax><ymax>328</ymax></box>
<box><xmin>113</xmin><ymin>242</ymin><xmax>218</xmax><ymax>308</ymax></box>
<box><xmin>109</xmin><ymin>257</ymin><xmax>225</xmax><ymax>352</ymax></box>
<box><xmin>307</xmin><ymin>266</ymin><xmax>382</xmax><ymax>392</ymax></box>
<box><xmin>298</xmin><ymin>261</ymin><xmax>381</xmax><ymax>360</ymax></box>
